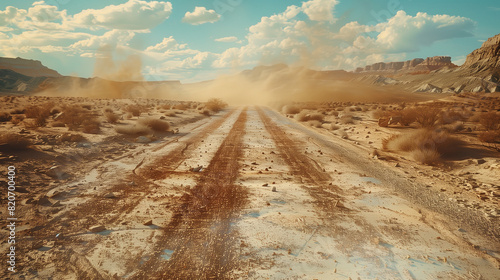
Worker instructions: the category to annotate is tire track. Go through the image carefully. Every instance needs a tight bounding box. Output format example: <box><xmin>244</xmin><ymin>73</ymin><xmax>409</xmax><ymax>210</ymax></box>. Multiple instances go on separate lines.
<box><xmin>256</xmin><ymin>107</ymin><xmax>345</xmax><ymax>216</ymax></box>
<box><xmin>133</xmin><ymin>109</ymin><xmax>248</xmax><ymax>280</ymax></box>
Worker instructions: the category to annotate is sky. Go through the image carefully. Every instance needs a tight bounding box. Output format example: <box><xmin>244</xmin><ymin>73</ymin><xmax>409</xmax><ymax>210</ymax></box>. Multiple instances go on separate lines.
<box><xmin>0</xmin><ymin>0</ymin><xmax>499</xmax><ymax>83</ymax></box>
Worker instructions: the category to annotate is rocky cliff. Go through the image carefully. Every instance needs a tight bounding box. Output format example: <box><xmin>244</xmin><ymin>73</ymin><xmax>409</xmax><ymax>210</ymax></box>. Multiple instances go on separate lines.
<box><xmin>461</xmin><ymin>33</ymin><xmax>500</xmax><ymax>71</ymax></box>
<box><xmin>355</xmin><ymin>56</ymin><xmax>456</xmax><ymax>73</ymax></box>
<box><xmin>0</xmin><ymin>57</ymin><xmax>61</xmax><ymax>78</ymax></box>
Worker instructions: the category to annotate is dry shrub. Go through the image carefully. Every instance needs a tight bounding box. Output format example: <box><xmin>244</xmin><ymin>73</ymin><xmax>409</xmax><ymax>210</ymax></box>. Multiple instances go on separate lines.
<box><xmin>0</xmin><ymin>112</ymin><xmax>12</xmax><ymax>122</ymax></box>
<box><xmin>59</xmin><ymin>133</ymin><xmax>87</xmax><ymax>143</ymax></box>
<box><xmin>295</xmin><ymin>111</ymin><xmax>324</xmax><ymax>122</ymax></box>
<box><xmin>399</xmin><ymin>108</ymin><xmax>418</xmax><ymax>126</ymax></box>
<box><xmin>440</xmin><ymin>110</ymin><xmax>465</xmax><ymax>125</ymax></box>
<box><xmin>479</xmin><ymin>112</ymin><xmax>500</xmax><ymax>131</ymax></box>
<box><xmin>124</xmin><ymin>105</ymin><xmax>145</xmax><ymax>116</ymax></box>
<box><xmin>0</xmin><ymin>134</ymin><xmax>31</xmax><ymax>150</ymax></box>
<box><xmin>371</xmin><ymin>109</ymin><xmax>388</xmax><ymax>119</ymax></box>
<box><xmin>139</xmin><ymin>118</ymin><xmax>170</xmax><ymax>132</ymax></box>
<box><xmin>205</xmin><ymin>98</ymin><xmax>228</xmax><ymax>112</ymax></box>
<box><xmin>104</xmin><ymin>107</ymin><xmax>114</xmax><ymax>113</ymax></box>
<box><xmin>383</xmin><ymin>129</ymin><xmax>465</xmax><ymax>164</ymax></box>
<box><xmin>282</xmin><ymin>105</ymin><xmax>301</xmax><ymax>114</ymax></box>
<box><xmin>115</xmin><ymin>124</ymin><xmax>152</xmax><ymax>136</ymax></box>
<box><xmin>24</xmin><ymin>103</ymin><xmax>53</xmax><ymax>127</ymax></box>
<box><xmin>172</xmin><ymin>103</ymin><xmax>189</xmax><ymax>111</ymax></box>
<box><xmin>60</xmin><ymin>105</ymin><xmax>101</xmax><ymax>133</ymax></box>
<box><xmin>104</xmin><ymin>111</ymin><xmax>120</xmax><ymax>124</ymax></box>
<box><xmin>340</xmin><ymin>114</ymin><xmax>354</xmax><ymax>124</ymax></box>
<box><xmin>415</xmin><ymin>107</ymin><xmax>441</xmax><ymax>127</ymax></box>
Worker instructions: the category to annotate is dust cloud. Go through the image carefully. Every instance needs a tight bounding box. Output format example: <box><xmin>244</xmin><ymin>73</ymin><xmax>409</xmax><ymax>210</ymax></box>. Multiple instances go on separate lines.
<box><xmin>37</xmin><ymin>46</ymin><xmax>431</xmax><ymax>104</ymax></box>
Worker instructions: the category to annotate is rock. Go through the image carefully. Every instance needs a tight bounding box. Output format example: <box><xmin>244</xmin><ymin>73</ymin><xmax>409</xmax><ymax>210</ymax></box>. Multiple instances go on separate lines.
<box><xmin>52</xmin><ymin>201</ymin><xmax>62</xmax><ymax>207</ymax></box>
<box><xmin>262</xmin><ymin>183</ymin><xmax>269</xmax><ymax>187</ymax></box>
<box><xmin>135</xmin><ymin>136</ymin><xmax>151</xmax><ymax>143</ymax></box>
<box><xmin>462</xmin><ymin>33</ymin><xmax>500</xmax><ymax>70</ymax></box>
<box><xmin>272</xmin><ymin>187</ymin><xmax>277</xmax><ymax>192</ymax></box>
<box><xmin>475</xmin><ymin>159</ymin><xmax>486</xmax><ymax>165</ymax></box>
<box><xmin>191</xmin><ymin>166</ymin><xmax>203</xmax><ymax>172</ymax></box>
<box><xmin>37</xmin><ymin>196</ymin><xmax>53</xmax><ymax>206</ymax></box>
<box><xmin>104</xmin><ymin>192</ymin><xmax>117</xmax><ymax>199</ymax></box>
<box><xmin>89</xmin><ymin>225</ymin><xmax>106</xmax><ymax>233</ymax></box>
<box><xmin>143</xmin><ymin>220</ymin><xmax>153</xmax><ymax>226</ymax></box>
<box><xmin>46</xmin><ymin>166</ymin><xmax>70</xmax><ymax>180</ymax></box>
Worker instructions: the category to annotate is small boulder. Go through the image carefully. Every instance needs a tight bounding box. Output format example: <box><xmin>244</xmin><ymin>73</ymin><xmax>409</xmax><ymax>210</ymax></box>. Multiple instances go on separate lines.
<box><xmin>89</xmin><ymin>225</ymin><xmax>106</xmax><ymax>233</ymax></box>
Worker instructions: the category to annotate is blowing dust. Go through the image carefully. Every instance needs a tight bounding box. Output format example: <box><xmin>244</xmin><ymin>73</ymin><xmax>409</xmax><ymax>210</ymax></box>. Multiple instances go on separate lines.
<box><xmin>36</xmin><ymin>48</ymin><xmax>431</xmax><ymax>105</ymax></box>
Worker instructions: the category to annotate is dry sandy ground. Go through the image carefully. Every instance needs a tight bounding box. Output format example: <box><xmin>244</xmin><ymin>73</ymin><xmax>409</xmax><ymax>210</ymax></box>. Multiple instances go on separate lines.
<box><xmin>0</xmin><ymin>96</ymin><xmax>499</xmax><ymax>279</ymax></box>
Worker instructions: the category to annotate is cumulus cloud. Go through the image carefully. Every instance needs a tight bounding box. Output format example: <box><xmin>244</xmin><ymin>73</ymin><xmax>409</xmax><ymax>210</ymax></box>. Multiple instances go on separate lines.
<box><xmin>73</xmin><ymin>0</ymin><xmax>172</xmax><ymax>30</ymax></box>
<box><xmin>145</xmin><ymin>36</ymin><xmax>187</xmax><ymax>52</ymax></box>
<box><xmin>182</xmin><ymin>7</ymin><xmax>221</xmax><ymax>25</ymax></box>
<box><xmin>301</xmin><ymin>0</ymin><xmax>338</xmax><ymax>22</ymax></box>
<box><xmin>0</xmin><ymin>6</ymin><xmax>27</xmax><ymax>26</ymax></box>
<box><xmin>215</xmin><ymin>36</ymin><xmax>238</xmax><ymax>43</ymax></box>
<box><xmin>70</xmin><ymin>30</ymin><xmax>136</xmax><ymax>50</ymax></box>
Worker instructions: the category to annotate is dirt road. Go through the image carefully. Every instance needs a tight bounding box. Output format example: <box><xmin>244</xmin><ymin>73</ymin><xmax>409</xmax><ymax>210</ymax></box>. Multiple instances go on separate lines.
<box><xmin>4</xmin><ymin>107</ymin><xmax>499</xmax><ymax>279</ymax></box>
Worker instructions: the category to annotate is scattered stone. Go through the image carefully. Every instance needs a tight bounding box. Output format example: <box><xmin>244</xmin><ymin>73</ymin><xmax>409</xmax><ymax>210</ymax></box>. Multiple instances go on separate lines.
<box><xmin>104</xmin><ymin>192</ymin><xmax>117</xmax><ymax>199</ymax></box>
<box><xmin>191</xmin><ymin>166</ymin><xmax>203</xmax><ymax>172</ymax></box>
<box><xmin>262</xmin><ymin>183</ymin><xmax>269</xmax><ymax>187</ymax></box>
<box><xmin>89</xmin><ymin>225</ymin><xmax>106</xmax><ymax>233</ymax></box>
<box><xmin>143</xmin><ymin>220</ymin><xmax>153</xmax><ymax>226</ymax></box>
<box><xmin>394</xmin><ymin>163</ymin><xmax>400</xmax><ymax>167</ymax></box>
<box><xmin>272</xmin><ymin>187</ymin><xmax>277</xmax><ymax>192</ymax></box>
<box><xmin>475</xmin><ymin>159</ymin><xmax>486</xmax><ymax>165</ymax></box>
<box><xmin>37</xmin><ymin>196</ymin><xmax>53</xmax><ymax>206</ymax></box>
<box><xmin>46</xmin><ymin>166</ymin><xmax>70</xmax><ymax>180</ymax></box>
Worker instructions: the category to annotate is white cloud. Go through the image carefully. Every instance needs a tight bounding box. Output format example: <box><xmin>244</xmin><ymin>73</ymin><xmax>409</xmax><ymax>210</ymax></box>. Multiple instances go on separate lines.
<box><xmin>182</xmin><ymin>7</ymin><xmax>221</xmax><ymax>25</ymax></box>
<box><xmin>0</xmin><ymin>6</ymin><xmax>27</xmax><ymax>26</ymax></box>
<box><xmin>215</xmin><ymin>36</ymin><xmax>238</xmax><ymax>43</ymax></box>
<box><xmin>73</xmin><ymin>0</ymin><xmax>172</xmax><ymax>30</ymax></box>
<box><xmin>301</xmin><ymin>0</ymin><xmax>338</xmax><ymax>22</ymax></box>
<box><xmin>70</xmin><ymin>30</ymin><xmax>135</xmax><ymax>50</ymax></box>
<box><xmin>28</xmin><ymin>1</ymin><xmax>66</xmax><ymax>22</ymax></box>
<box><xmin>145</xmin><ymin>36</ymin><xmax>187</xmax><ymax>52</ymax></box>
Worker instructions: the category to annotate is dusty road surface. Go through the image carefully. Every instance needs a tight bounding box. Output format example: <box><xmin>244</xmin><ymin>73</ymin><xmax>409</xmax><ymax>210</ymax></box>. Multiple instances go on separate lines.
<box><xmin>3</xmin><ymin>106</ymin><xmax>499</xmax><ymax>279</ymax></box>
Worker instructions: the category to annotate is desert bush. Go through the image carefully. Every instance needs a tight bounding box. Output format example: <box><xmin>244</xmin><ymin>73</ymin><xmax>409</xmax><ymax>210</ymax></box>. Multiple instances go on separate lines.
<box><xmin>340</xmin><ymin>114</ymin><xmax>354</xmax><ymax>124</ymax></box>
<box><xmin>115</xmin><ymin>124</ymin><xmax>152</xmax><ymax>136</ymax></box>
<box><xmin>104</xmin><ymin>111</ymin><xmax>120</xmax><ymax>124</ymax></box>
<box><xmin>0</xmin><ymin>112</ymin><xmax>12</xmax><ymax>122</ymax></box>
<box><xmin>124</xmin><ymin>105</ymin><xmax>145</xmax><ymax>117</ymax></box>
<box><xmin>479</xmin><ymin>112</ymin><xmax>500</xmax><ymax>131</ymax></box>
<box><xmin>24</xmin><ymin>103</ymin><xmax>53</xmax><ymax>127</ymax></box>
<box><xmin>0</xmin><ymin>133</ymin><xmax>31</xmax><ymax>150</ymax></box>
<box><xmin>282</xmin><ymin>105</ymin><xmax>301</xmax><ymax>114</ymax></box>
<box><xmin>59</xmin><ymin>105</ymin><xmax>101</xmax><ymax>133</ymax></box>
<box><xmin>172</xmin><ymin>103</ymin><xmax>190</xmax><ymax>111</ymax></box>
<box><xmin>371</xmin><ymin>109</ymin><xmax>388</xmax><ymax>119</ymax></box>
<box><xmin>443</xmin><ymin>121</ymin><xmax>464</xmax><ymax>133</ymax></box>
<box><xmin>205</xmin><ymin>98</ymin><xmax>228</xmax><ymax>112</ymax></box>
<box><xmin>414</xmin><ymin>107</ymin><xmax>441</xmax><ymax>127</ymax></box>
<box><xmin>383</xmin><ymin>128</ymin><xmax>465</xmax><ymax>164</ymax></box>
<box><xmin>399</xmin><ymin>108</ymin><xmax>418</xmax><ymax>126</ymax></box>
<box><xmin>59</xmin><ymin>133</ymin><xmax>87</xmax><ymax>143</ymax></box>
<box><xmin>440</xmin><ymin>110</ymin><xmax>465</xmax><ymax>125</ymax></box>
<box><xmin>138</xmin><ymin>118</ymin><xmax>170</xmax><ymax>132</ymax></box>
<box><xmin>295</xmin><ymin>111</ymin><xmax>324</xmax><ymax>122</ymax></box>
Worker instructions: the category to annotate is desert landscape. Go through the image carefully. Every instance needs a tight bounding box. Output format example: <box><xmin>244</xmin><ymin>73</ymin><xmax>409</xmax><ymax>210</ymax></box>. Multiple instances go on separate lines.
<box><xmin>1</xmin><ymin>1</ymin><xmax>500</xmax><ymax>279</ymax></box>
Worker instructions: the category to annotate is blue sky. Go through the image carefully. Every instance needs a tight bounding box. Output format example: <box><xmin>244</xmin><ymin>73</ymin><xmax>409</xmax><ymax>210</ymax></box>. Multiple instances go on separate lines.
<box><xmin>0</xmin><ymin>0</ymin><xmax>498</xmax><ymax>82</ymax></box>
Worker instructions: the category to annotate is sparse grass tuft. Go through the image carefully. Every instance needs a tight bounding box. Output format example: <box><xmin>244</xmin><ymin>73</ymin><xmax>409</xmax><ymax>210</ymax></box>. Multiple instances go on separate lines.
<box><xmin>104</xmin><ymin>111</ymin><xmax>120</xmax><ymax>124</ymax></box>
<box><xmin>124</xmin><ymin>105</ymin><xmax>145</xmax><ymax>117</ymax></box>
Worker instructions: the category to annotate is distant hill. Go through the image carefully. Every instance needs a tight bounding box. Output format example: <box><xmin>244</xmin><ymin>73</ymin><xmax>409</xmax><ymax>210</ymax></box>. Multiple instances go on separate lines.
<box><xmin>0</xmin><ymin>57</ymin><xmax>61</xmax><ymax>78</ymax></box>
<box><xmin>0</xmin><ymin>69</ymin><xmax>48</xmax><ymax>94</ymax></box>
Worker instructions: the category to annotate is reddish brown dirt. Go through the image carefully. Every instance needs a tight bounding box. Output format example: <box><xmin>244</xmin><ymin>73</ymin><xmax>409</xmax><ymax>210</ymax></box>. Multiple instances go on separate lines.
<box><xmin>256</xmin><ymin>107</ymin><xmax>345</xmax><ymax>217</ymax></box>
<box><xmin>132</xmin><ymin>109</ymin><xmax>248</xmax><ymax>279</ymax></box>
